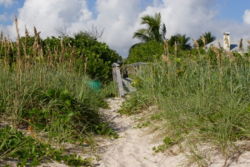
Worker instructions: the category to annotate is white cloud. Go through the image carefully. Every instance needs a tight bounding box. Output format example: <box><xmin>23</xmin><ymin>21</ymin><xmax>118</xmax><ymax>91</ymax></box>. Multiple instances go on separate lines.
<box><xmin>90</xmin><ymin>0</ymin><xmax>142</xmax><ymax>55</ymax></box>
<box><xmin>10</xmin><ymin>0</ymin><xmax>91</xmax><ymax>37</ymax></box>
<box><xmin>243</xmin><ymin>9</ymin><xmax>250</xmax><ymax>25</ymax></box>
<box><xmin>141</xmin><ymin>0</ymin><xmax>217</xmax><ymax>38</ymax></box>
<box><xmin>0</xmin><ymin>0</ymin><xmax>15</xmax><ymax>6</ymax></box>
<box><xmin>64</xmin><ymin>0</ymin><xmax>143</xmax><ymax>56</ymax></box>
<box><xmin>77</xmin><ymin>0</ymin><xmax>219</xmax><ymax>55</ymax></box>
<box><xmin>9</xmin><ymin>0</ymin><xmax>143</xmax><ymax>56</ymax></box>
<box><xmin>4</xmin><ymin>0</ymin><xmax>250</xmax><ymax>57</ymax></box>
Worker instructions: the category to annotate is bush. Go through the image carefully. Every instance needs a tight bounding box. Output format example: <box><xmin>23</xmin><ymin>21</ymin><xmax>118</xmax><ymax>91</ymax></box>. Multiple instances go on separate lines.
<box><xmin>0</xmin><ymin>30</ymin><xmax>119</xmax><ymax>166</ymax></box>
<box><xmin>2</xmin><ymin>31</ymin><xmax>121</xmax><ymax>83</ymax></box>
<box><xmin>0</xmin><ymin>126</ymin><xmax>92</xmax><ymax>166</ymax></box>
<box><xmin>127</xmin><ymin>41</ymin><xmax>163</xmax><ymax>63</ymax></box>
<box><xmin>72</xmin><ymin>32</ymin><xmax>122</xmax><ymax>82</ymax></box>
<box><xmin>0</xmin><ymin>65</ymin><xmax>115</xmax><ymax>142</ymax></box>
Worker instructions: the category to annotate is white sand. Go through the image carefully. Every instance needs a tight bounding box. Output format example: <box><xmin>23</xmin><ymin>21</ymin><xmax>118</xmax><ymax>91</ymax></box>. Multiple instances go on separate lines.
<box><xmin>97</xmin><ymin>98</ymin><xmax>250</xmax><ymax>167</ymax></box>
<box><xmin>97</xmin><ymin>98</ymin><xmax>186</xmax><ymax>167</ymax></box>
<box><xmin>4</xmin><ymin>98</ymin><xmax>250</xmax><ymax>167</ymax></box>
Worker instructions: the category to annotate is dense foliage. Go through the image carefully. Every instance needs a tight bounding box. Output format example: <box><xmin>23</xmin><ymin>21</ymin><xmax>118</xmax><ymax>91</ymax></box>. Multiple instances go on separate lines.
<box><xmin>127</xmin><ymin>35</ymin><xmax>193</xmax><ymax>64</ymax></box>
<box><xmin>0</xmin><ymin>29</ymin><xmax>119</xmax><ymax>165</ymax></box>
<box><xmin>197</xmin><ymin>32</ymin><xmax>216</xmax><ymax>47</ymax></box>
<box><xmin>127</xmin><ymin>41</ymin><xmax>164</xmax><ymax>63</ymax></box>
<box><xmin>1</xmin><ymin>31</ymin><xmax>121</xmax><ymax>82</ymax></box>
<box><xmin>168</xmin><ymin>34</ymin><xmax>191</xmax><ymax>50</ymax></box>
<box><xmin>122</xmin><ymin>53</ymin><xmax>250</xmax><ymax>157</ymax></box>
<box><xmin>0</xmin><ymin>65</ymin><xmax>116</xmax><ymax>141</ymax></box>
<box><xmin>133</xmin><ymin>13</ymin><xmax>166</xmax><ymax>42</ymax></box>
<box><xmin>0</xmin><ymin>64</ymin><xmax>118</xmax><ymax>166</ymax></box>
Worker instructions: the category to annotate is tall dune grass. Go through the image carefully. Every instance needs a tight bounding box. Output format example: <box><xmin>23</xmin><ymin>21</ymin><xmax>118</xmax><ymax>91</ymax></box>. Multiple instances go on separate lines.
<box><xmin>0</xmin><ymin>64</ymin><xmax>116</xmax><ymax>143</ymax></box>
<box><xmin>0</xmin><ymin>23</ymin><xmax>118</xmax><ymax>165</ymax></box>
<box><xmin>122</xmin><ymin>54</ymin><xmax>250</xmax><ymax>155</ymax></box>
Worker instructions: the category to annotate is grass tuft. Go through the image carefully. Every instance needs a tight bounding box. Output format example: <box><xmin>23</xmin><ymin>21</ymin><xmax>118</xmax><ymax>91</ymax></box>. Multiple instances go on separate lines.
<box><xmin>123</xmin><ymin>54</ymin><xmax>250</xmax><ymax>156</ymax></box>
<box><xmin>0</xmin><ymin>126</ymin><xmax>92</xmax><ymax>167</ymax></box>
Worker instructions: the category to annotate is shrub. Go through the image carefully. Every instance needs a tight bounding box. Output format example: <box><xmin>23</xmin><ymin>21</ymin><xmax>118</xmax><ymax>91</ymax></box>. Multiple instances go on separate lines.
<box><xmin>0</xmin><ymin>126</ymin><xmax>92</xmax><ymax>166</ymax></box>
<box><xmin>72</xmin><ymin>32</ymin><xmax>122</xmax><ymax>82</ymax></box>
<box><xmin>168</xmin><ymin>34</ymin><xmax>191</xmax><ymax>50</ymax></box>
<box><xmin>127</xmin><ymin>41</ymin><xmax>163</xmax><ymax>63</ymax></box>
<box><xmin>1</xmin><ymin>31</ymin><xmax>121</xmax><ymax>83</ymax></box>
<box><xmin>0</xmin><ymin>65</ymin><xmax>115</xmax><ymax>142</ymax></box>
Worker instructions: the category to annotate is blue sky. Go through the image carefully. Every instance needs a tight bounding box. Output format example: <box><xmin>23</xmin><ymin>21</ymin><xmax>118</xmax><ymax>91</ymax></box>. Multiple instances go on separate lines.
<box><xmin>217</xmin><ymin>0</ymin><xmax>250</xmax><ymax>22</ymax></box>
<box><xmin>0</xmin><ymin>0</ymin><xmax>250</xmax><ymax>56</ymax></box>
<box><xmin>0</xmin><ymin>0</ymin><xmax>22</xmax><ymax>24</ymax></box>
<box><xmin>1</xmin><ymin>0</ymin><xmax>250</xmax><ymax>25</ymax></box>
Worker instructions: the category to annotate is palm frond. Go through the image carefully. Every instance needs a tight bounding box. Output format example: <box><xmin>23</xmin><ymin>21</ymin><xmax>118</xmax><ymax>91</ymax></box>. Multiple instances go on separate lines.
<box><xmin>133</xmin><ymin>29</ymin><xmax>150</xmax><ymax>42</ymax></box>
<box><xmin>134</xmin><ymin>12</ymin><xmax>165</xmax><ymax>42</ymax></box>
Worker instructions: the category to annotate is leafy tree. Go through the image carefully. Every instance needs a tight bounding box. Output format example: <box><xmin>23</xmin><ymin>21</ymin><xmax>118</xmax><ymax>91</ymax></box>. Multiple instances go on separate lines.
<box><xmin>127</xmin><ymin>41</ymin><xmax>164</xmax><ymax>63</ymax></box>
<box><xmin>39</xmin><ymin>32</ymin><xmax>122</xmax><ymax>82</ymax></box>
<box><xmin>72</xmin><ymin>32</ymin><xmax>122</xmax><ymax>82</ymax></box>
<box><xmin>197</xmin><ymin>32</ymin><xmax>216</xmax><ymax>47</ymax></box>
<box><xmin>168</xmin><ymin>34</ymin><xmax>191</xmax><ymax>50</ymax></box>
<box><xmin>133</xmin><ymin>13</ymin><xmax>166</xmax><ymax>42</ymax></box>
<box><xmin>11</xmin><ymin>31</ymin><xmax>121</xmax><ymax>82</ymax></box>
<box><xmin>128</xmin><ymin>13</ymin><xmax>166</xmax><ymax>63</ymax></box>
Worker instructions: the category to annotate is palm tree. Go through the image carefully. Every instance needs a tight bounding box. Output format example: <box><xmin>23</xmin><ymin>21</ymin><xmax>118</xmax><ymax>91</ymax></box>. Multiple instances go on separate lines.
<box><xmin>197</xmin><ymin>32</ymin><xmax>216</xmax><ymax>47</ymax></box>
<box><xmin>168</xmin><ymin>34</ymin><xmax>191</xmax><ymax>50</ymax></box>
<box><xmin>133</xmin><ymin>13</ymin><xmax>166</xmax><ymax>42</ymax></box>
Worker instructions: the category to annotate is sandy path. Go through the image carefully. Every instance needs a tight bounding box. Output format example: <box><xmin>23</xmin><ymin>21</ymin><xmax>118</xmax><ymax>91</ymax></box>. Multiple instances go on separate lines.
<box><xmin>96</xmin><ymin>98</ymin><xmax>250</xmax><ymax>167</ymax></box>
<box><xmin>3</xmin><ymin>98</ymin><xmax>250</xmax><ymax>167</ymax></box>
<box><xmin>39</xmin><ymin>98</ymin><xmax>250</xmax><ymax>167</ymax></box>
<box><xmin>97</xmin><ymin>98</ymin><xmax>185</xmax><ymax>167</ymax></box>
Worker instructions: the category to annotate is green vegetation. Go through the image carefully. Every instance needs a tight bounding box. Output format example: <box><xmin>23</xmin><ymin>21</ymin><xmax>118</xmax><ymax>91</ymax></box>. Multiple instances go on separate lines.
<box><xmin>128</xmin><ymin>13</ymin><xmax>217</xmax><ymax>64</ymax></box>
<box><xmin>153</xmin><ymin>137</ymin><xmax>177</xmax><ymax>153</ymax></box>
<box><xmin>1</xmin><ymin>30</ymin><xmax>121</xmax><ymax>83</ymax></box>
<box><xmin>0</xmin><ymin>65</ymin><xmax>116</xmax><ymax>141</ymax></box>
<box><xmin>127</xmin><ymin>34</ymin><xmax>193</xmax><ymax>63</ymax></box>
<box><xmin>197</xmin><ymin>32</ymin><xmax>216</xmax><ymax>47</ymax></box>
<box><xmin>127</xmin><ymin>41</ymin><xmax>163</xmax><ymax>63</ymax></box>
<box><xmin>168</xmin><ymin>34</ymin><xmax>191</xmax><ymax>50</ymax></box>
<box><xmin>72</xmin><ymin>32</ymin><xmax>121</xmax><ymax>81</ymax></box>
<box><xmin>1</xmin><ymin>12</ymin><xmax>250</xmax><ymax>166</ymax></box>
<box><xmin>119</xmin><ymin>92</ymin><xmax>152</xmax><ymax>115</ymax></box>
<box><xmin>122</xmin><ymin>53</ymin><xmax>250</xmax><ymax>156</ymax></box>
<box><xmin>0</xmin><ymin>25</ymin><xmax>119</xmax><ymax>165</ymax></box>
<box><xmin>0</xmin><ymin>126</ymin><xmax>92</xmax><ymax>166</ymax></box>
<box><xmin>133</xmin><ymin>12</ymin><xmax>166</xmax><ymax>42</ymax></box>
<box><xmin>125</xmin><ymin>13</ymin><xmax>250</xmax><ymax>159</ymax></box>
<box><xmin>128</xmin><ymin>13</ymin><xmax>166</xmax><ymax>64</ymax></box>
<box><xmin>0</xmin><ymin>62</ymin><xmax>116</xmax><ymax>166</ymax></box>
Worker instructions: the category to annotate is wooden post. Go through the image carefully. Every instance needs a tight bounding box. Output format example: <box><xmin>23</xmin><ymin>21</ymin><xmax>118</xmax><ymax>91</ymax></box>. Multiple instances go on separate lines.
<box><xmin>112</xmin><ymin>63</ymin><xmax>125</xmax><ymax>97</ymax></box>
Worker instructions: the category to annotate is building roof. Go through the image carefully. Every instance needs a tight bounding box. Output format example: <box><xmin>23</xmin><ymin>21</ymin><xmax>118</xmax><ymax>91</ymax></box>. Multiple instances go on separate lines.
<box><xmin>206</xmin><ymin>38</ymin><xmax>249</xmax><ymax>53</ymax></box>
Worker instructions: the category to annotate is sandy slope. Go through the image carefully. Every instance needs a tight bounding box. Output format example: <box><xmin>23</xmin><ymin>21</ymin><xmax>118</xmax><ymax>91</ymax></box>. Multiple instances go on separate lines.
<box><xmin>4</xmin><ymin>98</ymin><xmax>250</xmax><ymax>167</ymax></box>
<box><xmin>39</xmin><ymin>98</ymin><xmax>250</xmax><ymax>167</ymax></box>
<box><xmin>96</xmin><ymin>98</ymin><xmax>250</xmax><ymax>167</ymax></box>
<box><xmin>97</xmin><ymin>98</ymin><xmax>186</xmax><ymax>167</ymax></box>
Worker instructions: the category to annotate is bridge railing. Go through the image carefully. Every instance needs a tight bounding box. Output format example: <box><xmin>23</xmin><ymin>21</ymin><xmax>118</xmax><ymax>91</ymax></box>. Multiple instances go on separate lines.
<box><xmin>112</xmin><ymin>62</ymin><xmax>148</xmax><ymax>97</ymax></box>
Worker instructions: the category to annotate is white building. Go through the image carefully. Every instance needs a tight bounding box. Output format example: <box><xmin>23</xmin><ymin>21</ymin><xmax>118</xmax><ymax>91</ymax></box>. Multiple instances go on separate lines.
<box><xmin>206</xmin><ymin>32</ymin><xmax>249</xmax><ymax>53</ymax></box>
